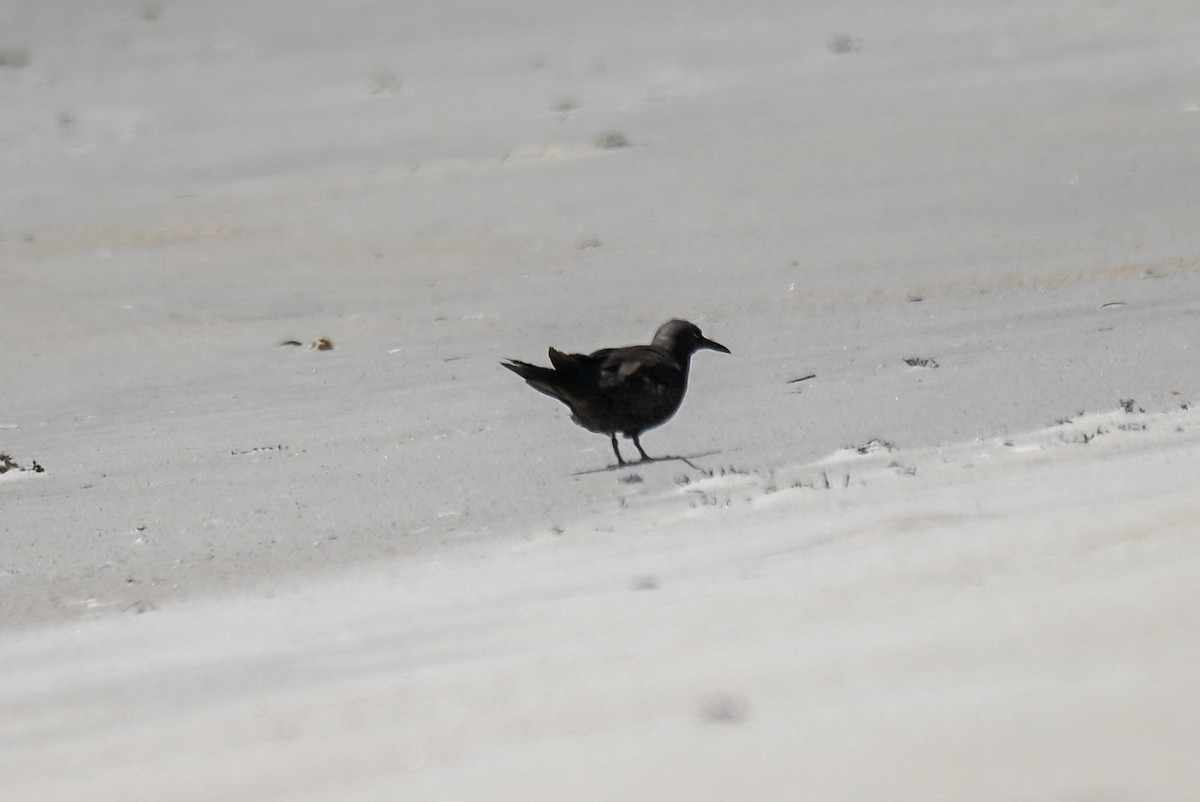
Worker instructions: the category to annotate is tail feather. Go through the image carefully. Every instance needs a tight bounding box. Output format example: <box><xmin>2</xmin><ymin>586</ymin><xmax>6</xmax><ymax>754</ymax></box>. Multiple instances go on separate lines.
<box><xmin>501</xmin><ymin>359</ymin><xmax>567</xmax><ymax>401</ymax></box>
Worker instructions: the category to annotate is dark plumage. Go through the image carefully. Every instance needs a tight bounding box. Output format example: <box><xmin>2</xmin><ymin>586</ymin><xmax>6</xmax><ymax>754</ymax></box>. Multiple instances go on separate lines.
<box><xmin>501</xmin><ymin>319</ymin><xmax>730</xmax><ymax>465</ymax></box>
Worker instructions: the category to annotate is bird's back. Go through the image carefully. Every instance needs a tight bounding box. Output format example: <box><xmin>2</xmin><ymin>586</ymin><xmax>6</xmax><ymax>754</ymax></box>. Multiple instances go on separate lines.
<box><xmin>543</xmin><ymin>344</ymin><xmax>688</xmax><ymax>436</ymax></box>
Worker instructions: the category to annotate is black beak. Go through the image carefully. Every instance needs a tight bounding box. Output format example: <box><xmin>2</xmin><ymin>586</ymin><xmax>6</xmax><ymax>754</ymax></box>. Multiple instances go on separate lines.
<box><xmin>699</xmin><ymin>336</ymin><xmax>730</xmax><ymax>354</ymax></box>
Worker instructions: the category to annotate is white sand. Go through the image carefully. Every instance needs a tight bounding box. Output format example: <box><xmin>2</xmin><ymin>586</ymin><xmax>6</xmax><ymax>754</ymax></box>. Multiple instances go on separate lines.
<box><xmin>3</xmin><ymin>1</ymin><xmax>1199</xmax><ymax>798</ymax></box>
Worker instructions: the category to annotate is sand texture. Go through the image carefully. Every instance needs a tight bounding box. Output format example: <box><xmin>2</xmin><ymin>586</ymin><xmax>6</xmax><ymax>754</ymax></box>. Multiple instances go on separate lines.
<box><xmin>2</xmin><ymin>1</ymin><xmax>1199</xmax><ymax>799</ymax></box>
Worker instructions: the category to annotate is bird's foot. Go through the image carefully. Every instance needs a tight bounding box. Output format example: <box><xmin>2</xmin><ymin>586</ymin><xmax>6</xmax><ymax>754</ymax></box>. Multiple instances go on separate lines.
<box><xmin>631</xmin><ymin>436</ymin><xmax>652</xmax><ymax>463</ymax></box>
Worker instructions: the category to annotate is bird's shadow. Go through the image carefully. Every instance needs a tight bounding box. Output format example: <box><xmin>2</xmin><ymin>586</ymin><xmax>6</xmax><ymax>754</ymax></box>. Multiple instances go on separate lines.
<box><xmin>570</xmin><ymin>450</ymin><xmax>720</xmax><ymax>476</ymax></box>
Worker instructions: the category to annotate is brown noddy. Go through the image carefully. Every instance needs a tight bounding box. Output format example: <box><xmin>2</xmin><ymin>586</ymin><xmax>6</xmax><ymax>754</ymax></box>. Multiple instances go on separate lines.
<box><xmin>501</xmin><ymin>319</ymin><xmax>730</xmax><ymax>466</ymax></box>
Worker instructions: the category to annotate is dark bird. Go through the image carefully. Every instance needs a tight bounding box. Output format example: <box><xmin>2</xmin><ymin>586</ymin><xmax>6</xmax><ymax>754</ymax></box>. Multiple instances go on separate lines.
<box><xmin>501</xmin><ymin>319</ymin><xmax>730</xmax><ymax>466</ymax></box>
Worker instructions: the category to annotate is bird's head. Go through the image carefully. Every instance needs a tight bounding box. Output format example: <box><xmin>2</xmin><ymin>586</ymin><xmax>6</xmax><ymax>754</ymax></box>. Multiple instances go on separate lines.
<box><xmin>652</xmin><ymin>319</ymin><xmax>731</xmax><ymax>356</ymax></box>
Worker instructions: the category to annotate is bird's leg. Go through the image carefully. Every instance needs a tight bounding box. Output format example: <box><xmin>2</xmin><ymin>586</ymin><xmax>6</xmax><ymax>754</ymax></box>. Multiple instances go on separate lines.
<box><xmin>610</xmin><ymin>434</ymin><xmax>627</xmax><ymax>465</ymax></box>
<box><xmin>632</xmin><ymin>434</ymin><xmax>652</xmax><ymax>462</ymax></box>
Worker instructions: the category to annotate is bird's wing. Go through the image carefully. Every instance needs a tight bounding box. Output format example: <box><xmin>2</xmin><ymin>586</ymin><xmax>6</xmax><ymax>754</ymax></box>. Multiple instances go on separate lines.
<box><xmin>548</xmin><ymin>347</ymin><xmax>596</xmax><ymax>373</ymax></box>
<box><xmin>596</xmin><ymin>347</ymin><xmax>681</xmax><ymax>391</ymax></box>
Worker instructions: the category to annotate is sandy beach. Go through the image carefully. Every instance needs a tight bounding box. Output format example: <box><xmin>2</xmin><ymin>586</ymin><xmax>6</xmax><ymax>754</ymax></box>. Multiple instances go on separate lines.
<box><xmin>3</xmin><ymin>1</ymin><xmax>1199</xmax><ymax>798</ymax></box>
